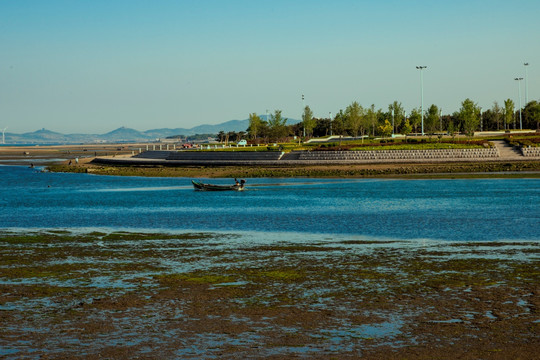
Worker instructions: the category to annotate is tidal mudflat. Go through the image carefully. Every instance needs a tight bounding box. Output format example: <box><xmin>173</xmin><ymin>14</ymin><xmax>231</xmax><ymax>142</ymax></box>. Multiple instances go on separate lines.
<box><xmin>1</xmin><ymin>230</ymin><xmax>538</xmax><ymax>359</ymax></box>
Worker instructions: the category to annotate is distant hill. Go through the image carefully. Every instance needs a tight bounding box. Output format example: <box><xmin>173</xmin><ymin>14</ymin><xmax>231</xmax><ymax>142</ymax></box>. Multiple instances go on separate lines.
<box><xmin>2</xmin><ymin>118</ymin><xmax>300</xmax><ymax>144</ymax></box>
<box><xmin>101</xmin><ymin>127</ymin><xmax>151</xmax><ymax>142</ymax></box>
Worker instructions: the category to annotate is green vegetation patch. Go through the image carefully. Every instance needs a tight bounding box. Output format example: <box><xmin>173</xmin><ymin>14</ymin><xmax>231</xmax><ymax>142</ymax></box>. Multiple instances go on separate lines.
<box><xmin>505</xmin><ymin>133</ymin><xmax>540</xmax><ymax>147</ymax></box>
<box><xmin>350</xmin><ymin>142</ymin><xmax>486</xmax><ymax>151</ymax></box>
<box><xmin>0</xmin><ymin>263</ymin><xmax>95</xmax><ymax>280</ymax></box>
<box><xmin>154</xmin><ymin>272</ymin><xmax>236</xmax><ymax>285</ymax></box>
<box><xmin>509</xmin><ymin>262</ymin><xmax>540</xmax><ymax>284</ymax></box>
<box><xmin>0</xmin><ymin>232</ymin><xmax>95</xmax><ymax>244</ymax></box>
<box><xmin>0</xmin><ymin>284</ymin><xmax>75</xmax><ymax>301</ymax></box>
<box><xmin>259</xmin><ymin>269</ymin><xmax>305</xmax><ymax>282</ymax></box>
<box><xmin>1</xmin><ymin>229</ymin><xmax>539</xmax><ymax>357</ymax></box>
<box><xmin>313</xmin><ymin>139</ymin><xmax>490</xmax><ymax>151</ymax></box>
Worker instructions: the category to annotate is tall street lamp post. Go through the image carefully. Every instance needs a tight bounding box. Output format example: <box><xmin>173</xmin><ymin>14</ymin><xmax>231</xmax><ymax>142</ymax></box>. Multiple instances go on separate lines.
<box><xmin>416</xmin><ymin>66</ymin><xmax>427</xmax><ymax>135</ymax></box>
<box><xmin>514</xmin><ymin>77</ymin><xmax>523</xmax><ymax>130</ymax></box>
<box><xmin>391</xmin><ymin>109</ymin><xmax>395</xmax><ymax>136</ymax></box>
<box><xmin>479</xmin><ymin>107</ymin><xmax>483</xmax><ymax>132</ymax></box>
<box><xmin>524</xmin><ymin>62</ymin><xmax>529</xmax><ymax>105</ymax></box>
<box><xmin>439</xmin><ymin>109</ymin><xmax>442</xmax><ymax>132</ymax></box>
<box><xmin>302</xmin><ymin>94</ymin><xmax>305</xmax><ymax>137</ymax></box>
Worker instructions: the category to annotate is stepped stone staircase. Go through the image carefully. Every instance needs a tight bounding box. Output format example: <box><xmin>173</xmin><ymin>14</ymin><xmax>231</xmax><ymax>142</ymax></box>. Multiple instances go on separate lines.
<box><xmin>491</xmin><ymin>140</ymin><xmax>523</xmax><ymax>159</ymax></box>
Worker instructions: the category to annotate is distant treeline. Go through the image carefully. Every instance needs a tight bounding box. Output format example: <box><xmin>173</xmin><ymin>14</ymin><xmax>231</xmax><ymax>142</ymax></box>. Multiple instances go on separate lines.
<box><xmin>244</xmin><ymin>99</ymin><xmax>540</xmax><ymax>142</ymax></box>
<box><xmin>167</xmin><ymin>99</ymin><xmax>540</xmax><ymax>144</ymax></box>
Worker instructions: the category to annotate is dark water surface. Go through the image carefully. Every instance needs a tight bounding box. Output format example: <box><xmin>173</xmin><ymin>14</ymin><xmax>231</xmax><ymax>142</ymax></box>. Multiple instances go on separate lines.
<box><xmin>1</xmin><ymin>165</ymin><xmax>539</xmax><ymax>241</ymax></box>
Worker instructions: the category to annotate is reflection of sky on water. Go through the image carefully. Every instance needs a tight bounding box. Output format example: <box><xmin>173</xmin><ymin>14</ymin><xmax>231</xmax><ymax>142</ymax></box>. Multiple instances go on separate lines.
<box><xmin>1</xmin><ymin>166</ymin><xmax>539</xmax><ymax>241</ymax></box>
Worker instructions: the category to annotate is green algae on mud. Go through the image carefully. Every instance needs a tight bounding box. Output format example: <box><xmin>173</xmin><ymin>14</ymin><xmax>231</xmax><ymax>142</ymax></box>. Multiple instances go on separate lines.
<box><xmin>1</xmin><ymin>230</ymin><xmax>539</xmax><ymax>359</ymax></box>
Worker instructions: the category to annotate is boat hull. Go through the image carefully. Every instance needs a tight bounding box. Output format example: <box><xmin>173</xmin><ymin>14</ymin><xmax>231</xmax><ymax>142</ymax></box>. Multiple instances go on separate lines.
<box><xmin>192</xmin><ymin>180</ymin><xmax>244</xmax><ymax>191</ymax></box>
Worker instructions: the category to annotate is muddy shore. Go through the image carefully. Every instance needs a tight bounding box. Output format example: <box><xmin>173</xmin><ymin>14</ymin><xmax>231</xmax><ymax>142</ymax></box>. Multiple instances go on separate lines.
<box><xmin>0</xmin><ymin>230</ymin><xmax>538</xmax><ymax>359</ymax></box>
<box><xmin>49</xmin><ymin>160</ymin><xmax>540</xmax><ymax>179</ymax></box>
<box><xmin>2</xmin><ymin>144</ymin><xmax>540</xmax><ymax>178</ymax></box>
<box><xmin>0</xmin><ymin>144</ymin><xmax>137</xmax><ymax>167</ymax></box>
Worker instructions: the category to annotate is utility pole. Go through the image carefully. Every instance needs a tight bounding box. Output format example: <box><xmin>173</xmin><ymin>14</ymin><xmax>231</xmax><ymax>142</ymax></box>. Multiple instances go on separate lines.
<box><xmin>479</xmin><ymin>107</ymin><xmax>483</xmax><ymax>132</ymax></box>
<box><xmin>439</xmin><ymin>109</ymin><xmax>442</xmax><ymax>132</ymax></box>
<box><xmin>416</xmin><ymin>66</ymin><xmax>427</xmax><ymax>135</ymax></box>
<box><xmin>515</xmin><ymin>77</ymin><xmax>523</xmax><ymax>130</ymax></box>
<box><xmin>524</xmin><ymin>62</ymin><xmax>529</xmax><ymax>105</ymax></box>
<box><xmin>391</xmin><ymin>108</ymin><xmax>395</xmax><ymax>136</ymax></box>
<box><xmin>302</xmin><ymin>94</ymin><xmax>305</xmax><ymax>137</ymax></box>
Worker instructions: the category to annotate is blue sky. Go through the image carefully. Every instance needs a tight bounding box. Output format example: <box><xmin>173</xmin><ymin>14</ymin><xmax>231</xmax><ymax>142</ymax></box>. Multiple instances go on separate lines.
<box><xmin>1</xmin><ymin>0</ymin><xmax>539</xmax><ymax>133</ymax></box>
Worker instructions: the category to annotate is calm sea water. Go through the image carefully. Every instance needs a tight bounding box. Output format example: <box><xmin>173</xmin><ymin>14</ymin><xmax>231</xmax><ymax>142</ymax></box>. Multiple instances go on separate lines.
<box><xmin>1</xmin><ymin>165</ymin><xmax>539</xmax><ymax>241</ymax></box>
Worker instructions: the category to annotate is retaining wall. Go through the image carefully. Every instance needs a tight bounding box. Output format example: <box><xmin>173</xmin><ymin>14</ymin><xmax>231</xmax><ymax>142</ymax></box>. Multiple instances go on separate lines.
<box><xmin>298</xmin><ymin>148</ymin><xmax>500</xmax><ymax>161</ymax></box>
<box><xmin>521</xmin><ymin>147</ymin><xmax>540</xmax><ymax>157</ymax></box>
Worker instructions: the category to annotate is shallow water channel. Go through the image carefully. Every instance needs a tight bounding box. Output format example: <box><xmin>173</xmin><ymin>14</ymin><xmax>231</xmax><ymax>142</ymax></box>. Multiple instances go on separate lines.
<box><xmin>1</xmin><ymin>165</ymin><xmax>539</xmax><ymax>240</ymax></box>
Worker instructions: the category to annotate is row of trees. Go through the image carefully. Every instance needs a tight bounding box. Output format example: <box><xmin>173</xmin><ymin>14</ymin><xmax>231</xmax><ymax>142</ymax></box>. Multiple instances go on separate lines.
<box><xmin>243</xmin><ymin>99</ymin><xmax>540</xmax><ymax>142</ymax></box>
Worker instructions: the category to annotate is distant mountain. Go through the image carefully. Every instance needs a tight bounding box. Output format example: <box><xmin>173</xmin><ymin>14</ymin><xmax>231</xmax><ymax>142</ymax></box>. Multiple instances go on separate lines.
<box><xmin>100</xmin><ymin>127</ymin><xmax>152</xmax><ymax>142</ymax></box>
<box><xmin>24</xmin><ymin>128</ymin><xmax>69</xmax><ymax>141</ymax></box>
<box><xmin>142</xmin><ymin>128</ymin><xmax>190</xmax><ymax>139</ymax></box>
<box><xmin>2</xmin><ymin>118</ymin><xmax>300</xmax><ymax>144</ymax></box>
<box><xmin>188</xmin><ymin>120</ymin><xmax>249</xmax><ymax>135</ymax></box>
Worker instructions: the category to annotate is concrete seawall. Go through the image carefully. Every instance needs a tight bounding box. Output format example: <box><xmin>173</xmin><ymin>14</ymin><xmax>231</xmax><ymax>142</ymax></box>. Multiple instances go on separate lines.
<box><xmin>92</xmin><ymin>142</ymin><xmax>540</xmax><ymax>166</ymax></box>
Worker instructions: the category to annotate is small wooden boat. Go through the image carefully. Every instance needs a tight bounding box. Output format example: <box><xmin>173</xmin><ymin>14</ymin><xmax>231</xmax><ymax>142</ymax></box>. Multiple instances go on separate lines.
<box><xmin>192</xmin><ymin>180</ymin><xmax>245</xmax><ymax>191</ymax></box>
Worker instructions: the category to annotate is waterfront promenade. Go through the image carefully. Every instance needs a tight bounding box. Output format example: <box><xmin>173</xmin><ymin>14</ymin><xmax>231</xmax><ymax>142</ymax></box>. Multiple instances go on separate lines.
<box><xmin>91</xmin><ymin>140</ymin><xmax>540</xmax><ymax>166</ymax></box>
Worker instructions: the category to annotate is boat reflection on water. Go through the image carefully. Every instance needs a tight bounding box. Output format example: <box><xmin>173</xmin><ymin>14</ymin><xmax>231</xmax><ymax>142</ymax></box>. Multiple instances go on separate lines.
<box><xmin>192</xmin><ymin>179</ymin><xmax>245</xmax><ymax>191</ymax></box>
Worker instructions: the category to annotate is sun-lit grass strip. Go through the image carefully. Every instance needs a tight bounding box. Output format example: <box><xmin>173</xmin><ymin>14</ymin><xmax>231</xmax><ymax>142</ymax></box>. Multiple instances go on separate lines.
<box><xmin>350</xmin><ymin>142</ymin><xmax>486</xmax><ymax>151</ymax></box>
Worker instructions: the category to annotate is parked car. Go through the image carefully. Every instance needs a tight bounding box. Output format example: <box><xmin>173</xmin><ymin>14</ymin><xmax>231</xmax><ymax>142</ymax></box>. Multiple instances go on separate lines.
<box><xmin>237</xmin><ymin>140</ymin><xmax>247</xmax><ymax>146</ymax></box>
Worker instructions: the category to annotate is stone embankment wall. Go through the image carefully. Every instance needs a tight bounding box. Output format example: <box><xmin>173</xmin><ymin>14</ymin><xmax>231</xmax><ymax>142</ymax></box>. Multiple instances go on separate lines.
<box><xmin>521</xmin><ymin>147</ymin><xmax>540</xmax><ymax>157</ymax></box>
<box><xmin>133</xmin><ymin>151</ymin><xmax>171</xmax><ymax>159</ymax></box>
<box><xmin>298</xmin><ymin>148</ymin><xmax>500</xmax><ymax>161</ymax></box>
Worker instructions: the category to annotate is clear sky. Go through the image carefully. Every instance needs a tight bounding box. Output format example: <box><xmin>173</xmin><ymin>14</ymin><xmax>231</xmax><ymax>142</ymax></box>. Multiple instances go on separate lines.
<box><xmin>1</xmin><ymin>0</ymin><xmax>539</xmax><ymax>134</ymax></box>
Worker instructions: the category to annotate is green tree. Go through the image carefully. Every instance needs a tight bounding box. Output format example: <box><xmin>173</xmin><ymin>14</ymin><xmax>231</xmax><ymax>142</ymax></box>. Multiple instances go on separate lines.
<box><xmin>409</xmin><ymin>108</ymin><xmax>422</xmax><ymax>134</ymax></box>
<box><xmin>458</xmin><ymin>98</ymin><xmax>480</xmax><ymax>137</ymax></box>
<box><xmin>366</xmin><ymin>104</ymin><xmax>378</xmax><ymax>137</ymax></box>
<box><xmin>425</xmin><ymin>104</ymin><xmax>439</xmax><ymax>135</ymax></box>
<box><xmin>217</xmin><ymin>131</ymin><xmax>226</xmax><ymax>143</ymax></box>
<box><xmin>314</xmin><ymin>118</ymin><xmax>331</xmax><ymax>137</ymax></box>
<box><xmin>504</xmin><ymin>99</ymin><xmax>515</xmax><ymax>130</ymax></box>
<box><xmin>379</xmin><ymin>120</ymin><xmax>393</xmax><ymax>138</ymax></box>
<box><xmin>490</xmin><ymin>101</ymin><xmax>503</xmax><ymax>131</ymax></box>
<box><xmin>345</xmin><ymin>101</ymin><xmax>365</xmax><ymax>137</ymax></box>
<box><xmin>447</xmin><ymin>121</ymin><xmax>457</xmax><ymax>140</ymax></box>
<box><xmin>332</xmin><ymin>110</ymin><xmax>347</xmax><ymax>136</ymax></box>
<box><xmin>302</xmin><ymin>105</ymin><xmax>316</xmax><ymax>137</ymax></box>
<box><xmin>401</xmin><ymin>118</ymin><xmax>412</xmax><ymax>137</ymax></box>
<box><xmin>227</xmin><ymin>131</ymin><xmax>238</xmax><ymax>143</ymax></box>
<box><xmin>523</xmin><ymin>100</ymin><xmax>540</xmax><ymax>130</ymax></box>
<box><xmin>268</xmin><ymin>110</ymin><xmax>288</xmax><ymax>141</ymax></box>
<box><xmin>247</xmin><ymin>113</ymin><xmax>264</xmax><ymax>140</ymax></box>
<box><xmin>388</xmin><ymin>101</ymin><xmax>405</xmax><ymax>134</ymax></box>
